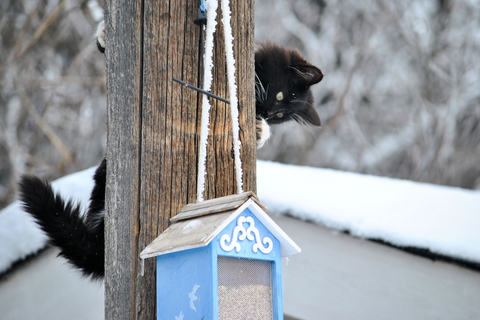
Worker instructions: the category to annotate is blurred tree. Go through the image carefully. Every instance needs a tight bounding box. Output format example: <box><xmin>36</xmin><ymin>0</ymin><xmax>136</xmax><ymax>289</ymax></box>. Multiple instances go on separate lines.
<box><xmin>0</xmin><ymin>0</ymin><xmax>107</xmax><ymax>209</ymax></box>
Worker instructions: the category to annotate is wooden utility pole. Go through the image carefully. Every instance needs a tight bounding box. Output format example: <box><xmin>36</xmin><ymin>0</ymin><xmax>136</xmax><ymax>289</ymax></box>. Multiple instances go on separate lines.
<box><xmin>103</xmin><ymin>1</ymin><xmax>255</xmax><ymax>319</ymax></box>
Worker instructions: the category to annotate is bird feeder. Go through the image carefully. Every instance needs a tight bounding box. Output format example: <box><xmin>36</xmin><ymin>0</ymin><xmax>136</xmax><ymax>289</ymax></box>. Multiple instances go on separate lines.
<box><xmin>140</xmin><ymin>191</ymin><xmax>301</xmax><ymax>320</ymax></box>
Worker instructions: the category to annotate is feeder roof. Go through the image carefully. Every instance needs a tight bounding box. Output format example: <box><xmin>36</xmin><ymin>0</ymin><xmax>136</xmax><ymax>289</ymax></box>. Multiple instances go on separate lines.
<box><xmin>140</xmin><ymin>192</ymin><xmax>301</xmax><ymax>259</ymax></box>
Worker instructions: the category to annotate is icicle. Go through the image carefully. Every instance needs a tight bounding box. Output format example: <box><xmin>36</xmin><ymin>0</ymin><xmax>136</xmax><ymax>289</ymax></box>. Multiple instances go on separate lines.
<box><xmin>221</xmin><ymin>0</ymin><xmax>243</xmax><ymax>194</ymax></box>
<box><xmin>196</xmin><ymin>0</ymin><xmax>219</xmax><ymax>202</ymax></box>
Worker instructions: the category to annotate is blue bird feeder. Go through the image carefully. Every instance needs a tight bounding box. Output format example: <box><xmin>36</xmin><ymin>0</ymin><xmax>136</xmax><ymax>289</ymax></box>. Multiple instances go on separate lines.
<box><xmin>140</xmin><ymin>191</ymin><xmax>301</xmax><ymax>320</ymax></box>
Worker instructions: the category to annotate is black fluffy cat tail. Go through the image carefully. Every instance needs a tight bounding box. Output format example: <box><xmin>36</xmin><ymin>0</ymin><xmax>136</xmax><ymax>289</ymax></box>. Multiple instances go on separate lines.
<box><xmin>18</xmin><ymin>176</ymin><xmax>104</xmax><ymax>280</ymax></box>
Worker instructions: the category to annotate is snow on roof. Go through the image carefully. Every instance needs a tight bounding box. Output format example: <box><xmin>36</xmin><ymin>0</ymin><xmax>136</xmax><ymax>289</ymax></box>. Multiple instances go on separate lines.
<box><xmin>257</xmin><ymin>161</ymin><xmax>480</xmax><ymax>264</ymax></box>
<box><xmin>1</xmin><ymin>160</ymin><xmax>479</xmax><ymax>274</ymax></box>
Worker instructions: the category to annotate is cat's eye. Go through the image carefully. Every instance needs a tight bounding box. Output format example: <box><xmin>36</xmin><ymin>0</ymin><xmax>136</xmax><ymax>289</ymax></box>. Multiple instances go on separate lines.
<box><xmin>276</xmin><ymin>91</ymin><xmax>284</xmax><ymax>101</ymax></box>
<box><xmin>276</xmin><ymin>112</ymin><xmax>284</xmax><ymax>118</ymax></box>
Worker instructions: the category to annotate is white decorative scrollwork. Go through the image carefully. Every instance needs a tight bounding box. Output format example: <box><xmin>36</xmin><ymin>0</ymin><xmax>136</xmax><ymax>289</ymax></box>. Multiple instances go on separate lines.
<box><xmin>246</xmin><ymin>219</ymin><xmax>274</xmax><ymax>254</ymax></box>
<box><xmin>220</xmin><ymin>216</ymin><xmax>247</xmax><ymax>252</ymax></box>
<box><xmin>220</xmin><ymin>216</ymin><xmax>273</xmax><ymax>254</ymax></box>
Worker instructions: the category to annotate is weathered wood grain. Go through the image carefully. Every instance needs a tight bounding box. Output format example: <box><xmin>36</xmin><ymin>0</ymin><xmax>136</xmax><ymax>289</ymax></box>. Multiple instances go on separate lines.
<box><xmin>104</xmin><ymin>0</ymin><xmax>255</xmax><ymax>319</ymax></box>
<box><xmin>170</xmin><ymin>191</ymin><xmax>266</xmax><ymax>223</ymax></box>
<box><xmin>104</xmin><ymin>1</ymin><xmax>143</xmax><ymax>320</ymax></box>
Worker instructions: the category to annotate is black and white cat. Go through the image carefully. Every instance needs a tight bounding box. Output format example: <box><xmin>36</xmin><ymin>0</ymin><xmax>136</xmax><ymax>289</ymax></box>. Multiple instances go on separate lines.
<box><xmin>18</xmin><ymin>21</ymin><xmax>323</xmax><ymax>280</ymax></box>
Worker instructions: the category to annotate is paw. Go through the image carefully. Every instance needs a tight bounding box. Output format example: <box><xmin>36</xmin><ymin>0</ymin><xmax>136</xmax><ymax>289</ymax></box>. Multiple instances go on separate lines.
<box><xmin>256</xmin><ymin>117</ymin><xmax>271</xmax><ymax>149</ymax></box>
<box><xmin>95</xmin><ymin>20</ymin><xmax>105</xmax><ymax>53</ymax></box>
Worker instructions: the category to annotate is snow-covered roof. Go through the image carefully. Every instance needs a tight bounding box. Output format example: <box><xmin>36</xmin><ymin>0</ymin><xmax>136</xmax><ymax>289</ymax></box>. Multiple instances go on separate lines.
<box><xmin>1</xmin><ymin>160</ymin><xmax>479</xmax><ymax>274</ymax></box>
<box><xmin>140</xmin><ymin>192</ymin><xmax>301</xmax><ymax>259</ymax></box>
<box><xmin>257</xmin><ymin>161</ymin><xmax>480</xmax><ymax>264</ymax></box>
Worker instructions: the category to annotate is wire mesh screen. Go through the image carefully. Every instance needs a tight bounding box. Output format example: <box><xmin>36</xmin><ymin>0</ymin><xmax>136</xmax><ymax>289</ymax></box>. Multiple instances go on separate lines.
<box><xmin>217</xmin><ymin>256</ymin><xmax>273</xmax><ymax>320</ymax></box>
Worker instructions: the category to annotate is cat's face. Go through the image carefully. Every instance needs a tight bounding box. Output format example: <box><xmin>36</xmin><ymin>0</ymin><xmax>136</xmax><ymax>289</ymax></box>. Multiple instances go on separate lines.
<box><xmin>255</xmin><ymin>44</ymin><xmax>323</xmax><ymax>126</ymax></box>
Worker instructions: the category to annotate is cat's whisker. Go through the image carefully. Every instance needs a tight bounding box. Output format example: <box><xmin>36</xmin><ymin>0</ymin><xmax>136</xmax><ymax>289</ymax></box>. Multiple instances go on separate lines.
<box><xmin>292</xmin><ymin>114</ymin><xmax>316</xmax><ymax>137</ymax></box>
<box><xmin>292</xmin><ymin>114</ymin><xmax>307</xmax><ymax>126</ymax></box>
<box><xmin>255</xmin><ymin>85</ymin><xmax>263</xmax><ymax>102</ymax></box>
<box><xmin>294</xmin><ymin>113</ymin><xmax>310</xmax><ymax>127</ymax></box>
<box><xmin>265</xmin><ymin>83</ymin><xmax>272</xmax><ymax>100</ymax></box>
<box><xmin>290</xmin><ymin>99</ymin><xmax>314</xmax><ymax>109</ymax></box>
<box><xmin>255</xmin><ymin>72</ymin><xmax>268</xmax><ymax>103</ymax></box>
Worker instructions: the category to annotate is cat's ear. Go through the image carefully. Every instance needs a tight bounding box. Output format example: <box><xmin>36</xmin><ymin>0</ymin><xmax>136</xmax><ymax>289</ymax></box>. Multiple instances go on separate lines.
<box><xmin>298</xmin><ymin>105</ymin><xmax>322</xmax><ymax>127</ymax></box>
<box><xmin>96</xmin><ymin>21</ymin><xmax>105</xmax><ymax>53</ymax></box>
<box><xmin>291</xmin><ymin>64</ymin><xmax>323</xmax><ymax>86</ymax></box>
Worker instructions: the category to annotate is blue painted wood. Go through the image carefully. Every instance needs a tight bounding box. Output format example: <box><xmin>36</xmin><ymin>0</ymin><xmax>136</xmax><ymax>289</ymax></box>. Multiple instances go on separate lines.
<box><xmin>212</xmin><ymin>254</ymin><xmax>219</xmax><ymax>320</ymax></box>
<box><xmin>156</xmin><ymin>245</ymin><xmax>214</xmax><ymax>320</ymax></box>
<box><xmin>273</xmin><ymin>259</ymin><xmax>284</xmax><ymax>319</ymax></box>
<box><xmin>215</xmin><ymin>208</ymin><xmax>280</xmax><ymax>261</ymax></box>
<box><xmin>155</xmin><ymin>206</ymin><xmax>285</xmax><ymax>319</ymax></box>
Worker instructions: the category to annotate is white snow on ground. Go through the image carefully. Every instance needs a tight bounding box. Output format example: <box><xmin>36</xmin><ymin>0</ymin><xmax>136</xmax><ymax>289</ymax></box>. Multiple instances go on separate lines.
<box><xmin>0</xmin><ymin>167</ymin><xmax>96</xmax><ymax>274</ymax></box>
<box><xmin>1</xmin><ymin>160</ymin><xmax>479</xmax><ymax>274</ymax></box>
